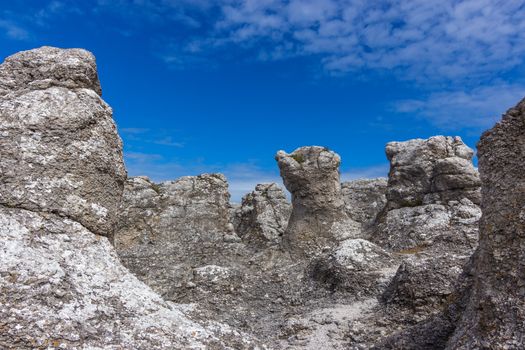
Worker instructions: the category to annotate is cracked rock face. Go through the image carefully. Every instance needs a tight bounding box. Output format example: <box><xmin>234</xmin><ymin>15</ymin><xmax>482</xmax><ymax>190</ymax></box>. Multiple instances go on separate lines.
<box><xmin>276</xmin><ymin>146</ymin><xmax>361</xmax><ymax>256</ymax></box>
<box><xmin>234</xmin><ymin>183</ymin><xmax>291</xmax><ymax>248</ymax></box>
<box><xmin>385</xmin><ymin>136</ymin><xmax>481</xmax><ymax>209</ymax></box>
<box><xmin>446</xmin><ymin>97</ymin><xmax>525</xmax><ymax>349</ymax></box>
<box><xmin>373</xmin><ymin>136</ymin><xmax>481</xmax><ymax>252</ymax></box>
<box><xmin>0</xmin><ymin>46</ymin><xmax>126</xmax><ymax>237</ymax></box>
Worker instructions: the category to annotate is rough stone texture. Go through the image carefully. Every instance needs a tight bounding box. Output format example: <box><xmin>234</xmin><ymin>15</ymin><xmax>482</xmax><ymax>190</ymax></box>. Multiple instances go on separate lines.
<box><xmin>114</xmin><ymin>174</ymin><xmax>242</xmax><ymax>300</ymax></box>
<box><xmin>341</xmin><ymin>178</ymin><xmax>388</xmax><ymax>225</ymax></box>
<box><xmin>308</xmin><ymin>239</ymin><xmax>397</xmax><ymax>296</ymax></box>
<box><xmin>446</xmin><ymin>97</ymin><xmax>525</xmax><ymax>349</ymax></box>
<box><xmin>374</xmin><ymin>199</ymin><xmax>480</xmax><ymax>251</ymax></box>
<box><xmin>0</xmin><ymin>207</ymin><xmax>253</xmax><ymax>350</ymax></box>
<box><xmin>0</xmin><ymin>46</ymin><xmax>126</xmax><ymax>237</ymax></box>
<box><xmin>385</xmin><ymin>136</ymin><xmax>481</xmax><ymax>209</ymax></box>
<box><xmin>234</xmin><ymin>183</ymin><xmax>291</xmax><ymax>248</ymax></box>
<box><xmin>276</xmin><ymin>146</ymin><xmax>361</xmax><ymax>256</ymax></box>
<box><xmin>381</xmin><ymin>253</ymin><xmax>467</xmax><ymax>315</ymax></box>
<box><xmin>0</xmin><ymin>46</ymin><xmax>102</xmax><ymax>97</ymax></box>
<box><xmin>0</xmin><ymin>47</ymin><xmax>257</xmax><ymax>349</ymax></box>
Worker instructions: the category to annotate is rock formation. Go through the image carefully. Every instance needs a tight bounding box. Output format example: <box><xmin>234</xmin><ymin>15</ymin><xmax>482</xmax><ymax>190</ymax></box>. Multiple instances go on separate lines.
<box><xmin>384</xmin><ymin>136</ymin><xmax>481</xmax><ymax>209</ymax></box>
<box><xmin>0</xmin><ymin>47</ymin><xmax>256</xmax><ymax>349</ymax></box>
<box><xmin>276</xmin><ymin>146</ymin><xmax>361</xmax><ymax>256</ymax></box>
<box><xmin>0</xmin><ymin>46</ymin><xmax>126</xmax><ymax>237</ymax></box>
<box><xmin>4</xmin><ymin>45</ymin><xmax>525</xmax><ymax>350</ymax></box>
<box><xmin>234</xmin><ymin>183</ymin><xmax>291</xmax><ymax>248</ymax></box>
<box><xmin>372</xmin><ymin>136</ymin><xmax>481</xmax><ymax>252</ymax></box>
<box><xmin>446</xmin><ymin>97</ymin><xmax>525</xmax><ymax>349</ymax></box>
<box><xmin>114</xmin><ymin>174</ymin><xmax>242</xmax><ymax>299</ymax></box>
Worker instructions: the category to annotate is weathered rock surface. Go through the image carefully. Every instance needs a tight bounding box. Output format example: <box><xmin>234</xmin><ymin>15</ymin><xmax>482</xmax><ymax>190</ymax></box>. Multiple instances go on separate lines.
<box><xmin>276</xmin><ymin>146</ymin><xmax>361</xmax><ymax>256</ymax></box>
<box><xmin>341</xmin><ymin>178</ymin><xmax>388</xmax><ymax>225</ymax></box>
<box><xmin>234</xmin><ymin>183</ymin><xmax>291</xmax><ymax>248</ymax></box>
<box><xmin>385</xmin><ymin>136</ymin><xmax>481</xmax><ymax>209</ymax></box>
<box><xmin>0</xmin><ymin>207</ymin><xmax>251</xmax><ymax>349</ymax></box>
<box><xmin>308</xmin><ymin>239</ymin><xmax>396</xmax><ymax>296</ymax></box>
<box><xmin>446</xmin><ymin>97</ymin><xmax>525</xmax><ymax>349</ymax></box>
<box><xmin>0</xmin><ymin>47</ymin><xmax>257</xmax><ymax>350</ymax></box>
<box><xmin>0</xmin><ymin>46</ymin><xmax>126</xmax><ymax>237</ymax></box>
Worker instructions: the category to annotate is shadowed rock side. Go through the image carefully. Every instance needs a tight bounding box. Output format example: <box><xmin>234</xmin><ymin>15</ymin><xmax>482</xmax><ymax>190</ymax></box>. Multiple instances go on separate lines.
<box><xmin>446</xmin><ymin>97</ymin><xmax>525</xmax><ymax>349</ymax></box>
<box><xmin>341</xmin><ymin>178</ymin><xmax>388</xmax><ymax>226</ymax></box>
<box><xmin>276</xmin><ymin>146</ymin><xmax>361</xmax><ymax>257</ymax></box>
<box><xmin>0</xmin><ymin>46</ymin><xmax>126</xmax><ymax>237</ymax></box>
<box><xmin>233</xmin><ymin>183</ymin><xmax>292</xmax><ymax>248</ymax></box>
<box><xmin>0</xmin><ymin>47</ymin><xmax>257</xmax><ymax>349</ymax></box>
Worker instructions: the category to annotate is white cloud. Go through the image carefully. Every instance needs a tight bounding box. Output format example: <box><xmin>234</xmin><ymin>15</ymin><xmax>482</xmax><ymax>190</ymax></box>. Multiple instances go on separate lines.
<box><xmin>0</xmin><ymin>20</ymin><xmax>29</xmax><ymax>40</ymax></box>
<box><xmin>394</xmin><ymin>84</ymin><xmax>525</xmax><ymax>130</ymax></box>
<box><xmin>340</xmin><ymin>164</ymin><xmax>389</xmax><ymax>182</ymax></box>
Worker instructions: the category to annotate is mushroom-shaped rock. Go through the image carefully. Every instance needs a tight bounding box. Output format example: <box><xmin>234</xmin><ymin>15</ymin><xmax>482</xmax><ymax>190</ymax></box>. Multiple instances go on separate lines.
<box><xmin>234</xmin><ymin>183</ymin><xmax>291</xmax><ymax>248</ymax></box>
<box><xmin>447</xmin><ymin>97</ymin><xmax>525</xmax><ymax>348</ymax></box>
<box><xmin>0</xmin><ymin>46</ymin><xmax>126</xmax><ymax>237</ymax></box>
<box><xmin>276</xmin><ymin>146</ymin><xmax>361</xmax><ymax>256</ymax></box>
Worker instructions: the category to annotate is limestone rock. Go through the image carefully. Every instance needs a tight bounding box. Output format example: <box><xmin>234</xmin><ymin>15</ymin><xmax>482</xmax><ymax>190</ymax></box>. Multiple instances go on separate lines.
<box><xmin>114</xmin><ymin>174</ymin><xmax>241</xmax><ymax>299</ymax></box>
<box><xmin>374</xmin><ymin>199</ymin><xmax>480</xmax><ymax>251</ymax></box>
<box><xmin>381</xmin><ymin>253</ymin><xmax>467</xmax><ymax>314</ymax></box>
<box><xmin>234</xmin><ymin>183</ymin><xmax>291</xmax><ymax>248</ymax></box>
<box><xmin>0</xmin><ymin>207</ymin><xmax>251</xmax><ymax>349</ymax></box>
<box><xmin>0</xmin><ymin>46</ymin><xmax>126</xmax><ymax>237</ymax></box>
<box><xmin>276</xmin><ymin>146</ymin><xmax>361</xmax><ymax>256</ymax></box>
<box><xmin>0</xmin><ymin>47</ymin><xmax>256</xmax><ymax>349</ymax></box>
<box><xmin>341</xmin><ymin>178</ymin><xmax>388</xmax><ymax>225</ymax></box>
<box><xmin>308</xmin><ymin>239</ymin><xmax>396</xmax><ymax>295</ymax></box>
<box><xmin>385</xmin><ymin>136</ymin><xmax>480</xmax><ymax>208</ymax></box>
<box><xmin>446</xmin><ymin>97</ymin><xmax>525</xmax><ymax>348</ymax></box>
<box><xmin>0</xmin><ymin>46</ymin><xmax>102</xmax><ymax>96</ymax></box>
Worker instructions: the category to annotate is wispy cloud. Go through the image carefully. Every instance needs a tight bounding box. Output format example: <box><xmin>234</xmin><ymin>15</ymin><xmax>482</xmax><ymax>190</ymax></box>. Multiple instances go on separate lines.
<box><xmin>393</xmin><ymin>83</ymin><xmax>525</xmax><ymax>130</ymax></box>
<box><xmin>0</xmin><ymin>20</ymin><xmax>29</xmax><ymax>40</ymax></box>
<box><xmin>120</xmin><ymin>127</ymin><xmax>186</xmax><ymax>148</ymax></box>
<box><xmin>154</xmin><ymin>0</ymin><xmax>525</xmax><ymax>85</ymax></box>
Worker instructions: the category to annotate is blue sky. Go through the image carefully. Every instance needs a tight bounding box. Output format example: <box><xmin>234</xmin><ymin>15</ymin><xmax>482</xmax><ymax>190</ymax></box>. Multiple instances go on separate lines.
<box><xmin>2</xmin><ymin>0</ymin><xmax>525</xmax><ymax>200</ymax></box>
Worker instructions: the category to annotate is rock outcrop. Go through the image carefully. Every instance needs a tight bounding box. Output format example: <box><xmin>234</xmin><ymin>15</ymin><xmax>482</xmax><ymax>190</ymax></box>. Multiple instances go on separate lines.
<box><xmin>234</xmin><ymin>183</ymin><xmax>291</xmax><ymax>248</ymax></box>
<box><xmin>373</xmin><ymin>136</ymin><xmax>481</xmax><ymax>252</ymax></box>
<box><xmin>384</xmin><ymin>136</ymin><xmax>481</xmax><ymax>209</ymax></box>
<box><xmin>276</xmin><ymin>146</ymin><xmax>361</xmax><ymax>256</ymax></box>
<box><xmin>114</xmin><ymin>174</ymin><xmax>242</xmax><ymax>299</ymax></box>
<box><xmin>0</xmin><ymin>46</ymin><xmax>126</xmax><ymax>237</ymax></box>
<box><xmin>446</xmin><ymin>97</ymin><xmax>525</xmax><ymax>349</ymax></box>
<box><xmin>0</xmin><ymin>47</ymin><xmax>255</xmax><ymax>349</ymax></box>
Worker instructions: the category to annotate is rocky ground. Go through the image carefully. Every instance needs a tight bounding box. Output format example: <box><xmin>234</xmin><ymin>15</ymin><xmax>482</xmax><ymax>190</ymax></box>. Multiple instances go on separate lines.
<box><xmin>1</xmin><ymin>46</ymin><xmax>524</xmax><ymax>349</ymax></box>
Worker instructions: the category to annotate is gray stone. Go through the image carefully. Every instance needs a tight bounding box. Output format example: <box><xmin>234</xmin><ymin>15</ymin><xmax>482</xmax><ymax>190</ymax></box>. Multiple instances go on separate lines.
<box><xmin>0</xmin><ymin>47</ymin><xmax>256</xmax><ymax>349</ymax></box>
<box><xmin>234</xmin><ymin>183</ymin><xmax>291</xmax><ymax>248</ymax></box>
<box><xmin>276</xmin><ymin>146</ymin><xmax>361</xmax><ymax>256</ymax></box>
<box><xmin>385</xmin><ymin>136</ymin><xmax>480</xmax><ymax>208</ymax></box>
<box><xmin>446</xmin><ymin>97</ymin><xmax>525</xmax><ymax>349</ymax></box>
<box><xmin>341</xmin><ymin>178</ymin><xmax>388</xmax><ymax>225</ymax></box>
<box><xmin>0</xmin><ymin>46</ymin><xmax>126</xmax><ymax>237</ymax></box>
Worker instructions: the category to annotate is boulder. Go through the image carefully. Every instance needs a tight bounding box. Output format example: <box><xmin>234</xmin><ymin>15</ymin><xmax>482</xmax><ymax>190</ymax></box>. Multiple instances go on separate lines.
<box><xmin>276</xmin><ymin>146</ymin><xmax>361</xmax><ymax>256</ymax></box>
<box><xmin>234</xmin><ymin>183</ymin><xmax>291</xmax><ymax>248</ymax></box>
<box><xmin>0</xmin><ymin>46</ymin><xmax>126</xmax><ymax>237</ymax></box>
